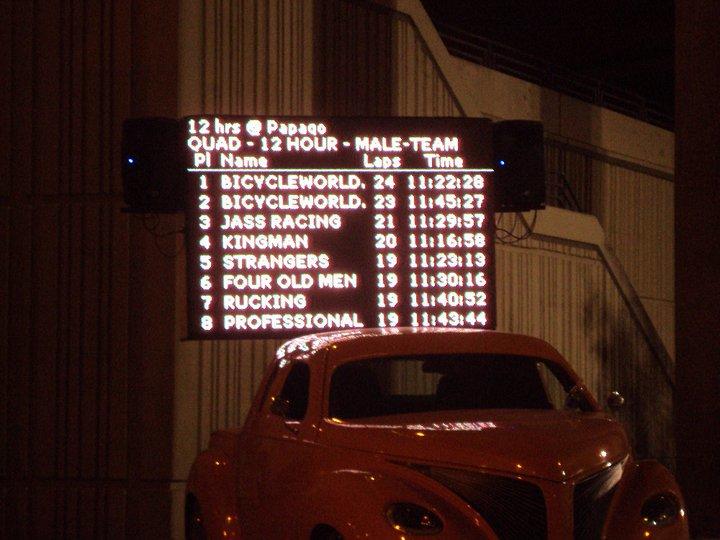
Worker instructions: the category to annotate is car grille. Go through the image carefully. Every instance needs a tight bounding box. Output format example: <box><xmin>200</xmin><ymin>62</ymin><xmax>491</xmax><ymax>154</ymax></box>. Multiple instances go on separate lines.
<box><xmin>573</xmin><ymin>460</ymin><xmax>625</xmax><ymax>540</ymax></box>
<box><xmin>412</xmin><ymin>465</ymin><xmax>547</xmax><ymax>539</ymax></box>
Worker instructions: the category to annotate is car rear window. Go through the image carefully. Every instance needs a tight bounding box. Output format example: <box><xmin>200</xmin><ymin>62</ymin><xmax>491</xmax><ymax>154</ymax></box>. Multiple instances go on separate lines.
<box><xmin>328</xmin><ymin>354</ymin><xmax>578</xmax><ymax>419</ymax></box>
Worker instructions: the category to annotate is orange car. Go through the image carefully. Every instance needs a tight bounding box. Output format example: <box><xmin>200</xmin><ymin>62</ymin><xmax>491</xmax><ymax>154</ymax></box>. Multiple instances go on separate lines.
<box><xmin>185</xmin><ymin>328</ymin><xmax>688</xmax><ymax>539</ymax></box>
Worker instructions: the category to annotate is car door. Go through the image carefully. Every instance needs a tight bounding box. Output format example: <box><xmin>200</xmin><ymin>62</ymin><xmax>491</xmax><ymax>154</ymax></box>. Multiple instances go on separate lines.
<box><xmin>235</xmin><ymin>360</ymin><xmax>281</xmax><ymax>536</ymax></box>
<box><xmin>251</xmin><ymin>361</ymin><xmax>314</xmax><ymax>539</ymax></box>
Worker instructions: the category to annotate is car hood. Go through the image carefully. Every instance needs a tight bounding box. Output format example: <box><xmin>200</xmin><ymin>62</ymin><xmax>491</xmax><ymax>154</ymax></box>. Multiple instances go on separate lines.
<box><xmin>320</xmin><ymin>409</ymin><xmax>629</xmax><ymax>482</ymax></box>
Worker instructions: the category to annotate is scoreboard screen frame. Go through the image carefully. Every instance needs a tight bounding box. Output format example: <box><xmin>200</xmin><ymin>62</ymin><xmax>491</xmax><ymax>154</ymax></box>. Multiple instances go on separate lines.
<box><xmin>183</xmin><ymin>115</ymin><xmax>497</xmax><ymax>340</ymax></box>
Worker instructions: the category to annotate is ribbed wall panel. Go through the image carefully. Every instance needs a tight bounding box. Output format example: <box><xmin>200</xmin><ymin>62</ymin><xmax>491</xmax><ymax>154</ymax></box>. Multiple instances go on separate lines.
<box><xmin>593</xmin><ymin>163</ymin><xmax>674</xmax><ymax>300</ymax></box>
<box><xmin>591</xmin><ymin>161</ymin><xmax>675</xmax><ymax>356</ymax></box>
<box><xmin>197</xmin><ymin>0</ymin><xmax>314</xmax><ymax>116</ymax></box>
<box><xmin>545</xmin><ymin>141</ymin><xmax>675</xmax><ymax>356</ymax></box>
<box><xmin>2</xmin><ymin>0</ymin><xmax>180</xmax><ymax>537</ymax></box>
<box><xmin>173</xmin><ymin>5</ymin><xmax>315</xmax><ymax>529</ymax></box>
<box><xmin>313</xmin><ymin>0</ymin><xmax>393</xmax><ymax>115</ymax></box>
<box><xmin>393</xmin><ymin>16</ymin><xmax>462</xmax><ymax>117</ymax></box>
<box><xmin>643</xmin><ymin>299</ymin><xmax>675</xmax><ymax>357</ymax></box>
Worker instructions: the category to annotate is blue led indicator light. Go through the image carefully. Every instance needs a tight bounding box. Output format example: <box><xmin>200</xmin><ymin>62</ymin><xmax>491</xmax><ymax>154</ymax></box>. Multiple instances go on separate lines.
<box><xmin>127</xmin><ymin>157</ymin><xmax>135</xmax><ymax>165</ymax></box>
<box><xmin>499</xmin><ymin>159</ymin><xmax>506</xmax><ymax>167</ymax></box>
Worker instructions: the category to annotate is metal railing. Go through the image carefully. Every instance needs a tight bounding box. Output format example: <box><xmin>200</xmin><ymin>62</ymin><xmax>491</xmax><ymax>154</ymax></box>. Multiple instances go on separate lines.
<box><xmin>434</xmin><ymin>20</ymin><xmax>673</xmax><ymax>131</ymax></box>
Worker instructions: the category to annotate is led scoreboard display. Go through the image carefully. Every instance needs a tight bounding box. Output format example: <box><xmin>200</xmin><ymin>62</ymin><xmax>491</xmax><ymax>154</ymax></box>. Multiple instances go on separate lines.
<box><xmin>184</xmin><ymin>116</ymin><xmax>496</xmax><ymax>339</ymax></box>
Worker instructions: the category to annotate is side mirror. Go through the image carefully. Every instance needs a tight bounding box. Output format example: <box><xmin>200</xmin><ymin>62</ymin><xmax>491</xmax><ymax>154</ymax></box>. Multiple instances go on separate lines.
<box><xmin>606</xmin><ymin>391</ymin><xmax>625</xmax><ymax>411</ymax></box>
<box><xmin>270</xmin><ymin>396</ymin><xmax>291</xmax><ymax>418</ymax></box>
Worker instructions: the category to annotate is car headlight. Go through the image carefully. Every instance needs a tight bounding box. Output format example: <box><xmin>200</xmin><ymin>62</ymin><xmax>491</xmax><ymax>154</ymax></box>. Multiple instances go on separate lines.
<box><xmin>386</xmin><ymin>503</ymin><xmax>443</xmax><ymax>535</ymax></box>
<box><xmin>641</xmin><ymin>493</ymin><xmax>680</xmax><ymax>526</ymax></box>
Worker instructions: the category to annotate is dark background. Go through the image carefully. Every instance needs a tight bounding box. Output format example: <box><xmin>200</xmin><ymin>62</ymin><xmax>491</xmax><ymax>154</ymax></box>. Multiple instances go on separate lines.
<box><xmin>421</xmin><ymin>0</ymin><xmax>674</xmax><ymax>118</ymax></box>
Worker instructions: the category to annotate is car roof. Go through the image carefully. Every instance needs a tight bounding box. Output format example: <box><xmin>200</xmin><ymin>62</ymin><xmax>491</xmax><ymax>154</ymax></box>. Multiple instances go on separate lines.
<box><xmin>276</xmin><ymin>328</ymin><xmax>571</xmax><ymax>371</ymax></box>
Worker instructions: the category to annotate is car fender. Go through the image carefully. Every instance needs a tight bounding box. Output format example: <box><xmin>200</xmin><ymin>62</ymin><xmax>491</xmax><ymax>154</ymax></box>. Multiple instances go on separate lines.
<box><xmin>604</xmin><ymin>459</ymin><xmax>689</xmax><ymax>539</ymax></box>
<box><xmin>297</xmin><ymin>465</ymin><xmax>497</xmax><ymax>539</ymax></box>
<box><xmin>186</xmin><ymin>430</ymin><xmax>242</xmax><ymax>538</ymax></box>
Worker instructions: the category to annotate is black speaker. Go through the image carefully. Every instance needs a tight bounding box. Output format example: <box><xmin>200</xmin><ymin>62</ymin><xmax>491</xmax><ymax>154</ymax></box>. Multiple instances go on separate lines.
<box><xmin>492</xmin><ymin>120</ymin><xmax>545</xmax><ymax>212</ymax></box>
<box><xmin>122</xmin><ymin>117</ymin><xmax>184</xmax><ymax>212</ymax></box>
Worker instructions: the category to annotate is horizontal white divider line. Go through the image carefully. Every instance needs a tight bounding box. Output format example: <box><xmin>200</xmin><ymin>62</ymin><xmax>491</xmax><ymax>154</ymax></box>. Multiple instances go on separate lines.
<box><xmin>187</xmin><ymin>168</ymin><xmax>495</xmax><ymax>173</ymax></box>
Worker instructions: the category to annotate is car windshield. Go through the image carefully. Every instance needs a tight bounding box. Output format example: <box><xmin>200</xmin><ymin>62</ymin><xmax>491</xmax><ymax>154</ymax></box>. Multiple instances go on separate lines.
<box><xmin>328</xmin><ymin>354</ymin><xmax>585</xmax><ymax>420</ymax></box>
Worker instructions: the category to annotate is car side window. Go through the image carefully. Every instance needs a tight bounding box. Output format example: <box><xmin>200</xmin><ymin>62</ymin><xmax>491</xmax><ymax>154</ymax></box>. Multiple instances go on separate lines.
<box><xmin>258</xmin><ymin>362</ymin><xmax>281</xmax><ymax>411</ymax></box>
<box><xmin>536</xmin><ymin>362</ymin><xmax>571</xmax><ymax>410</ymax></box>
<box><xmin>276</xmin><ymin>362</ymin><xmax>310</xmax><ymax>421</ymax></box>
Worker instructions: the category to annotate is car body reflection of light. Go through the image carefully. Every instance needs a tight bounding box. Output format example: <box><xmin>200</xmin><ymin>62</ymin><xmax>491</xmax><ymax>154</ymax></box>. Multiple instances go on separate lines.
<box><xmin>328</xmin><ymin>420</ymin><xmax>498</xmax><ymax>432</ymax></box>
<box><xmin>277</xmin><ymin>330</ymin><xmax>367</xmax><ymax>360</ymax></box>
<box><xmin>408</xmin><ymin>421</ymin><xmax>497</xmax><ymax>431</ymax></box>
<box><xmin>276</xmin><ymin>327</ymin><xmax>482</xmax><ymax>360</ymax></box>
